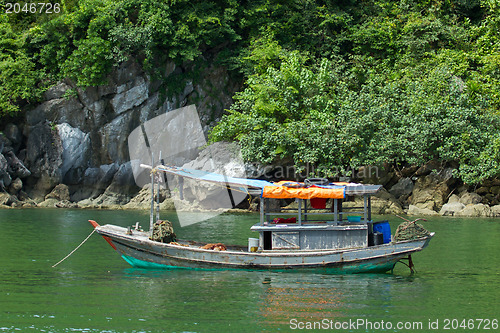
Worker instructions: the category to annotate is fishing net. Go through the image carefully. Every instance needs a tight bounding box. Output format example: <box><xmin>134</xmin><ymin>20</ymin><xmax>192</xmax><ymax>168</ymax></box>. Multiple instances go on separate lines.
<box><xmin>150</xmin><ymin>220</ymin><xmax>177</xmax><ymax>243</ymax></box>
<box><xmin>394</xmin><ymin>221</ymin><xmax>430</xmax><ymax>242</ymax></box>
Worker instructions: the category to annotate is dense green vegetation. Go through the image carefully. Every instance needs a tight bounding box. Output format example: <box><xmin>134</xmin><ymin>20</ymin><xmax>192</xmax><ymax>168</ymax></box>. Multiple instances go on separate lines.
<box><xmin>2</xmin><ymin>0</ymin><xmax>500</xmax><ymax>183</ymax></box>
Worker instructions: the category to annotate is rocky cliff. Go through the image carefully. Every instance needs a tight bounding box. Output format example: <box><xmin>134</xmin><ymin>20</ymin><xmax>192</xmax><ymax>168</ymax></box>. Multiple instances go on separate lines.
<box><xmin>0</xmin><ymin>59</ymin><xmax>240</xmax><ymax>209</ymax></box>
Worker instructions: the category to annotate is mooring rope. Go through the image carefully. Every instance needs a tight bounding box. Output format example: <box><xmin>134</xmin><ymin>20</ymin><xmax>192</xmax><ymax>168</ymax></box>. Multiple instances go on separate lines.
<box><xmin>52</xmin><ymin>228</ymin><xmax>96</xmax><ymax>268</ymax></box>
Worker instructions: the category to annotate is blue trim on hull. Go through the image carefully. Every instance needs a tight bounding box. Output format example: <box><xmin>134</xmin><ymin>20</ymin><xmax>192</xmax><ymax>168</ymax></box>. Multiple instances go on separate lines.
<box><xmin>121</xmin><ymin>255</ymin><xmax>397</xmax><ymax>274</ymax></box>
<box><xmin>121</xmin><ymin>255</ymin><xmax>176</xmax><ymax>269</ymax></box>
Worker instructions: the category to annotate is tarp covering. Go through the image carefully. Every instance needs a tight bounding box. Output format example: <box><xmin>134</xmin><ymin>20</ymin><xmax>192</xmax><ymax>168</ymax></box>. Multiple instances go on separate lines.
<box><xmin>157</xmin><ymin>166</ymin><xmax>350</xmax><ymax>199</ymax></box>
<box><xmin>262</xmin><ymin>185</ymin><xmax>345</xmax><ymax>199</ymax></box>
<box><xmin>157</xmin><ymin>166</ymin><xmax>274</xmax><ymax>189</ymax></box>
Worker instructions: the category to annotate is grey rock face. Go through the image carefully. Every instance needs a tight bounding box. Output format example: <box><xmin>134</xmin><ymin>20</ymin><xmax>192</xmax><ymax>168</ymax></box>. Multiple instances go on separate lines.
<box><xmin>4</xmin><ymin>56</ymin><xmax>240</xmax><ymax>206</ymax></box>
<box><xmin>26</xmin><ymin>97</ymin><xmax>86</xmax><ymax>129</ymax></box>
<box><xmin>106</xmin><ymin>162</ymin><xmax>137</xmax><ymax>195</ymax></box>
<box><xmin>43</xmin><ymin>82</ymin><xmax>73</xmax><ymax>100</ymax></box>
<box><xmin>3</xmin><ymin>123</ymin><xmax>22</xmax><ymax>150</ymax></box>
<box><xmin>0</xmin><ymin>153</ymin><xmax>10</xmax><ymax>189</ymax></box>
<box><xmin>98</xmin><ymin>112</ymin><xmax>135</xmax><ymax>164</ymax></box>
<box><xmin>111</xmin><ymin>77</ymin><xmax>149</xmax><ymax>115</ymax></box>
<box><xmin>389</xmin><ymin>177</ymin><xmax>414</xmax><ymax>199</ymax></box>
<box><xmin>57</xmin><ymin>123</ymin><xmax>91</xmax><ymax>184</ymax></box>
<box><xmin>4</xmin><ymin>151</ymin><xmax>31</xmax><ymax>178</ymax></box>
<box><xmin>25</xmin><ymin>122</ymin><xmax>64</xmax><ymax>197</ymax></box>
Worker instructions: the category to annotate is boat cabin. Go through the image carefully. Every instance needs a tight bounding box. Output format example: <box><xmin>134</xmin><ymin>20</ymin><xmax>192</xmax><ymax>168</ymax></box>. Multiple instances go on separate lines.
<box><xmin>250</xmin><ymin>184</ymin><xmax>389</xmax><ymax>251</ymax></box>
<box><xmin>155</xmin><ymin>165</ymin><xmax>391</xmax><ymax>253</ymax></box>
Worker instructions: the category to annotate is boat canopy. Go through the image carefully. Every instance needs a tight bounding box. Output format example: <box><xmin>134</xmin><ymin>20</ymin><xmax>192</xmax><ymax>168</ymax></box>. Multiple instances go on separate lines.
<box><xmin>156</xmin><ymin>166</ymin><xmax>382</xmax><ymax>199</ymax></box>
<box><xmin>262</xmin><ymin>181</ymin><xmax>345</xmax><ymax>199</ymax></box>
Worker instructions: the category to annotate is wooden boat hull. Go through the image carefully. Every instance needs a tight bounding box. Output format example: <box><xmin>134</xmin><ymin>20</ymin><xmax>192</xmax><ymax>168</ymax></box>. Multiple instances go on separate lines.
<box><xmin>90</xmin><ymin>221</ymin><xmax>434</xmax><ymax>274</ymax></box>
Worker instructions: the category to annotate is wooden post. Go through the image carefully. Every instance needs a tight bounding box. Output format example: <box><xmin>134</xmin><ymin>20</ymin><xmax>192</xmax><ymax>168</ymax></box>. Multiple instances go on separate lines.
<box><xmin>149</xmin><ymin>154</ymin><xmax>154</xmax><ymax>234</ymax></box>
<box><xmin>260</xmin><ymin>197</ymin><xmax>265</xmax><ymax>225</ymax></box>
<box><xmin>333</xmin><ymin>199</ymin><xmax>338</xmax><ymax>224</ymax></box>
<box><xmin>368</xmin><ymin>196</ymin><xmax>372</xmax><ymax>221</ymax></box>
<box><xmin>363</xmin><ymin>195</ymin><xmax>368</xmax><ymax>223</ymax></box>
<box><xmin>298</xmin><ymin>199</ymin><xmax>302</xmax><ymax>225</ymax></box>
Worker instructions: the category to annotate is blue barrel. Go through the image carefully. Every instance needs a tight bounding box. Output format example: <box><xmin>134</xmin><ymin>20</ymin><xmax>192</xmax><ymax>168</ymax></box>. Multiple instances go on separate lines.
<box><xmin>373</xmin><ymin>221</ymin><xmax>391</xmax><ymax>244</ymax></box>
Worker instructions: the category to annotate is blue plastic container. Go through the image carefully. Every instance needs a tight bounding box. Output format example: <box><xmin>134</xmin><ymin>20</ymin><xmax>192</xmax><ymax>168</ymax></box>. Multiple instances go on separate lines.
<box><xmin>373</xmin><ymin>221</ymin><xmax>391</xmax><ymax>244</ymax></box>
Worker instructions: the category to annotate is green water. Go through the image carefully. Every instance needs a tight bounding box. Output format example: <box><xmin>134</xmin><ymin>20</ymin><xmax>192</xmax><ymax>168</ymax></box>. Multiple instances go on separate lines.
<box><xmin>0</xmin><ymin>209</ymin><xmax>498</xmax><ymax>332</ymax></box>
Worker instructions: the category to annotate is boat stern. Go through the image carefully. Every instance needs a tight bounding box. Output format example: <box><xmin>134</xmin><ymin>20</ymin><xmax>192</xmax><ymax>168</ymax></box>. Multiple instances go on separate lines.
<box><xmin>421</xmin><ymin>232</ymin><xmax>435</xmax><ymax>249</ymax></box>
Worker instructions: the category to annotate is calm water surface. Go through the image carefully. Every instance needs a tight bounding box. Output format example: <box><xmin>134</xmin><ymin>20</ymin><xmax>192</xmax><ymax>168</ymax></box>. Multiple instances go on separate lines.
<box><xmin>0</xmin><ymin>209</ymin><xmax>498</xmax><ymax>332</ymax></box>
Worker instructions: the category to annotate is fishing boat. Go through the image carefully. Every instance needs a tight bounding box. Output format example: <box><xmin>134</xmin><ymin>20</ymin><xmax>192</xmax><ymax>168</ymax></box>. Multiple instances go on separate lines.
<box><xmin>89</xmin><ymin>165</ymin><xmax>434</xmax><ymax>274</ymax></box>
<box><xmin>88</xmin><ymin>105</ymin><xmax>433</xmax><ymax>273</ymax></box>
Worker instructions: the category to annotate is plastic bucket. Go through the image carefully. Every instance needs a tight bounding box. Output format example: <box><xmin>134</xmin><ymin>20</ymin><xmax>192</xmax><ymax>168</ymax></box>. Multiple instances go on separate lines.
<box><xmin>248</xmin><ymin>238</ymin><xmax>259</xmax><ymax>252</ymax></box>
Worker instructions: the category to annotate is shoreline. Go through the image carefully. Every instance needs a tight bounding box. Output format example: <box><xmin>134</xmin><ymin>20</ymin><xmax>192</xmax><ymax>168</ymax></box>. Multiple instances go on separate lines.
<box><xmin>2</xmin><ymin>186</ymin><xmax>500</xmax><ymax>218</ymax></box>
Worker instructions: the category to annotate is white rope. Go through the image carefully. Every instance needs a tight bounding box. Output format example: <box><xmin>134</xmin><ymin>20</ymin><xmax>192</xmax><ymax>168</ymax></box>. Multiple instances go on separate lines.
<box><xmin>52</xmin><ymin>228</ymin><xmax>96</xmax><ymax>268</ymax></box>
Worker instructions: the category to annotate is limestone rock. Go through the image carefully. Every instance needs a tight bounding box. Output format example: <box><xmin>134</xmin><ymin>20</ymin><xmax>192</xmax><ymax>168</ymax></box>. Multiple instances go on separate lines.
<box><xmin>45</xmin><ymin>184</ymin><xmax>70</xmax><ymax>201</ymax></box>
<box><xmin>71</xmin><ymin>163</ymin><xmax>119</xmax><ymax>202</ymax></box>
<box><xmin>455</xmin><ymin>204</ymin><xmax>491</xmax><ymax>217</ymax></box>
<box><xmin>372</xmin><ymin>188</ymin><xmax>405</xmax><ymax>215</ymax></box>
<box><xmin>341</xmin><ymin>188</ymin><xmax>404</xmax><ymax>215</ymax></box>
<box><xmin>0</xmin><ymin>132</ymin><xmax>12</xmax><ymax>153</ymax></box>
<box><xmin>43</xmin><ymin>81</ymin><xmax>73</xmax><ymax>100</ymax></box>
<box><xmin>111</xmin><ymin>77</ymin><xmax>148</xmax><ymax>114</ymax></box>
<box><xmin>409</xmin><ymin>170</ymin><xmax>455</xmax><ymax>211</ymax></box>
<box><xmin>4</xmin><ymin>151</ymin><xmax>31</xmax><ymax>178</ymax></box>
<box><xmin>408</xmin><ymin>204</ymin><xmax>439</xmax><ymax>216</ymax></box>
<box><xmin>25</xmin><ymin>122</ymin><xmax>64</xmax><ymax>199</ymax></box>
<box><xmin>490</xmin><ymin>205</ymin><xmax>500</xmax><ymax>217</ymax></box>
<box><xmin>8</xmin><ymin>177</ymin><xmax>23</xmax><ymax>194</ymax></box>
<box><xmin>98</xmin><ymin>112</ymin><xmax>134</xmax><ymax>164</ymax></box>
<box><xmin>490</xmin><ymin>186</ymin><xmax>500</xmax><ymax>195</ymax></box>
<box><xmin>448</xmin><ymin>194</ymin><xmax>460</xmax><ymax>203</ymax></box>
<box><xmin>389</xmin><ymin>177</ymin><xmax>414</xmax><ymax>199</ymax></box>
<box><xmin>415</xmin><ymin>160</ymin><xmax>442</xmax><ymax>177</ymax></box>
<box><xmin>105</xmin><ymin>162</ymin><xmax>138</xmax><ymax>195</ymax></box>
<box><xmin>459</xmin><ymin>192</ymin><xmax>482</xmax><ymax>205</ymax></box>
<box><xmin>399</xmin><ymin>165</ymin><xmax>419</xmax><ymax>177</ymax></box>
<box><xmin>160</xmin><ymin>197</ymin><xmax>176</xmax><ymax>210</ymax></box>
<box><xmin>1</xmin><ymin>58</ymin><xmax>258</xmax><ymax>206</ymax></box>
<box><xmin>38</xmin><ymin>198</ymin><xmax>60</xmax><ymax>208</ymax></box>
<box><xmin>476</xmin><ymin>186</ymin><xmax>490</xmax><ymax>195</ymax></box>
<box><xmin>57</xmin><ymin>123</ymin><xmax>90</xmax><ymax>184</ymax></box>
<box><xmin>0</xmin><ymin>192</ymin><xmax>15</xmax><ymax>206</ymax></box>
<box><xmin>55</xmin><ymin>200</ymin><xmax>78</xmax><ymax>208</ymax></box>
<box><xmin>0</xmin><ymin>153</ymin><xmax>10</xmax><ymax>189</ymax></box>
<box><xmin>357</xmin><ymin>164</ymin><xmax>395</xmax><ymax>187</ymax></box>
<box><xmin>3</xmin><ymin>123</ymin><xmax>22</xmax><ymax>151</ymax></box>
<box><xmin>439</xmin><ymin>202</ymin><xmax>465</xmax><ymax>216</ymax></box>
<box><xmin>178</xmin><ymin>142</ymin><xmax>247</xmax><ymax>209</ymax></box>
<box><xmin>125</xmin><ymin>185</ymin><xmax>170</xmax><ymax>210</ymax></box>
<box><xmin>80</xmin><ymin>162</ymin><xmax>139</xmax><ymax>208</ymax></box>
<box><xmin>26</xmin><ymin>97</ymin><xmax>85</xmax><ymax>129</ymax></box>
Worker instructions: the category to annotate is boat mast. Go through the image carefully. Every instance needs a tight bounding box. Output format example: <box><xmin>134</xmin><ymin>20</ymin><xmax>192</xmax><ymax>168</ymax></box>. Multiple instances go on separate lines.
<box><xmin>156</xmin><ymin>151</ymin><xmax>162</xmax><ymax>223</ymax></box>
<box><xmin>150</xmin><ymin>152</ymin><xmax>155</xmax><ymax>234</ymax></box>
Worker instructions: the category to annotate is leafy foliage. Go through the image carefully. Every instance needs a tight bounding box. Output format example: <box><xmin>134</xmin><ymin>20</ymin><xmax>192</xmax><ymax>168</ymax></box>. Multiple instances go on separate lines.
<box><xmin>1</xmin><ymin>0</ymin><xmax>500</xmax><ymax>183</ymax></box>
<box><xmin>210</xmin><ymin>31</ymin><xmax>500</xmax><ymax>183</ymax></box>
<box><xmin>0</xmin><ymin>15</ymin><xmax>43</xmax><ymax>116</ymax></box>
